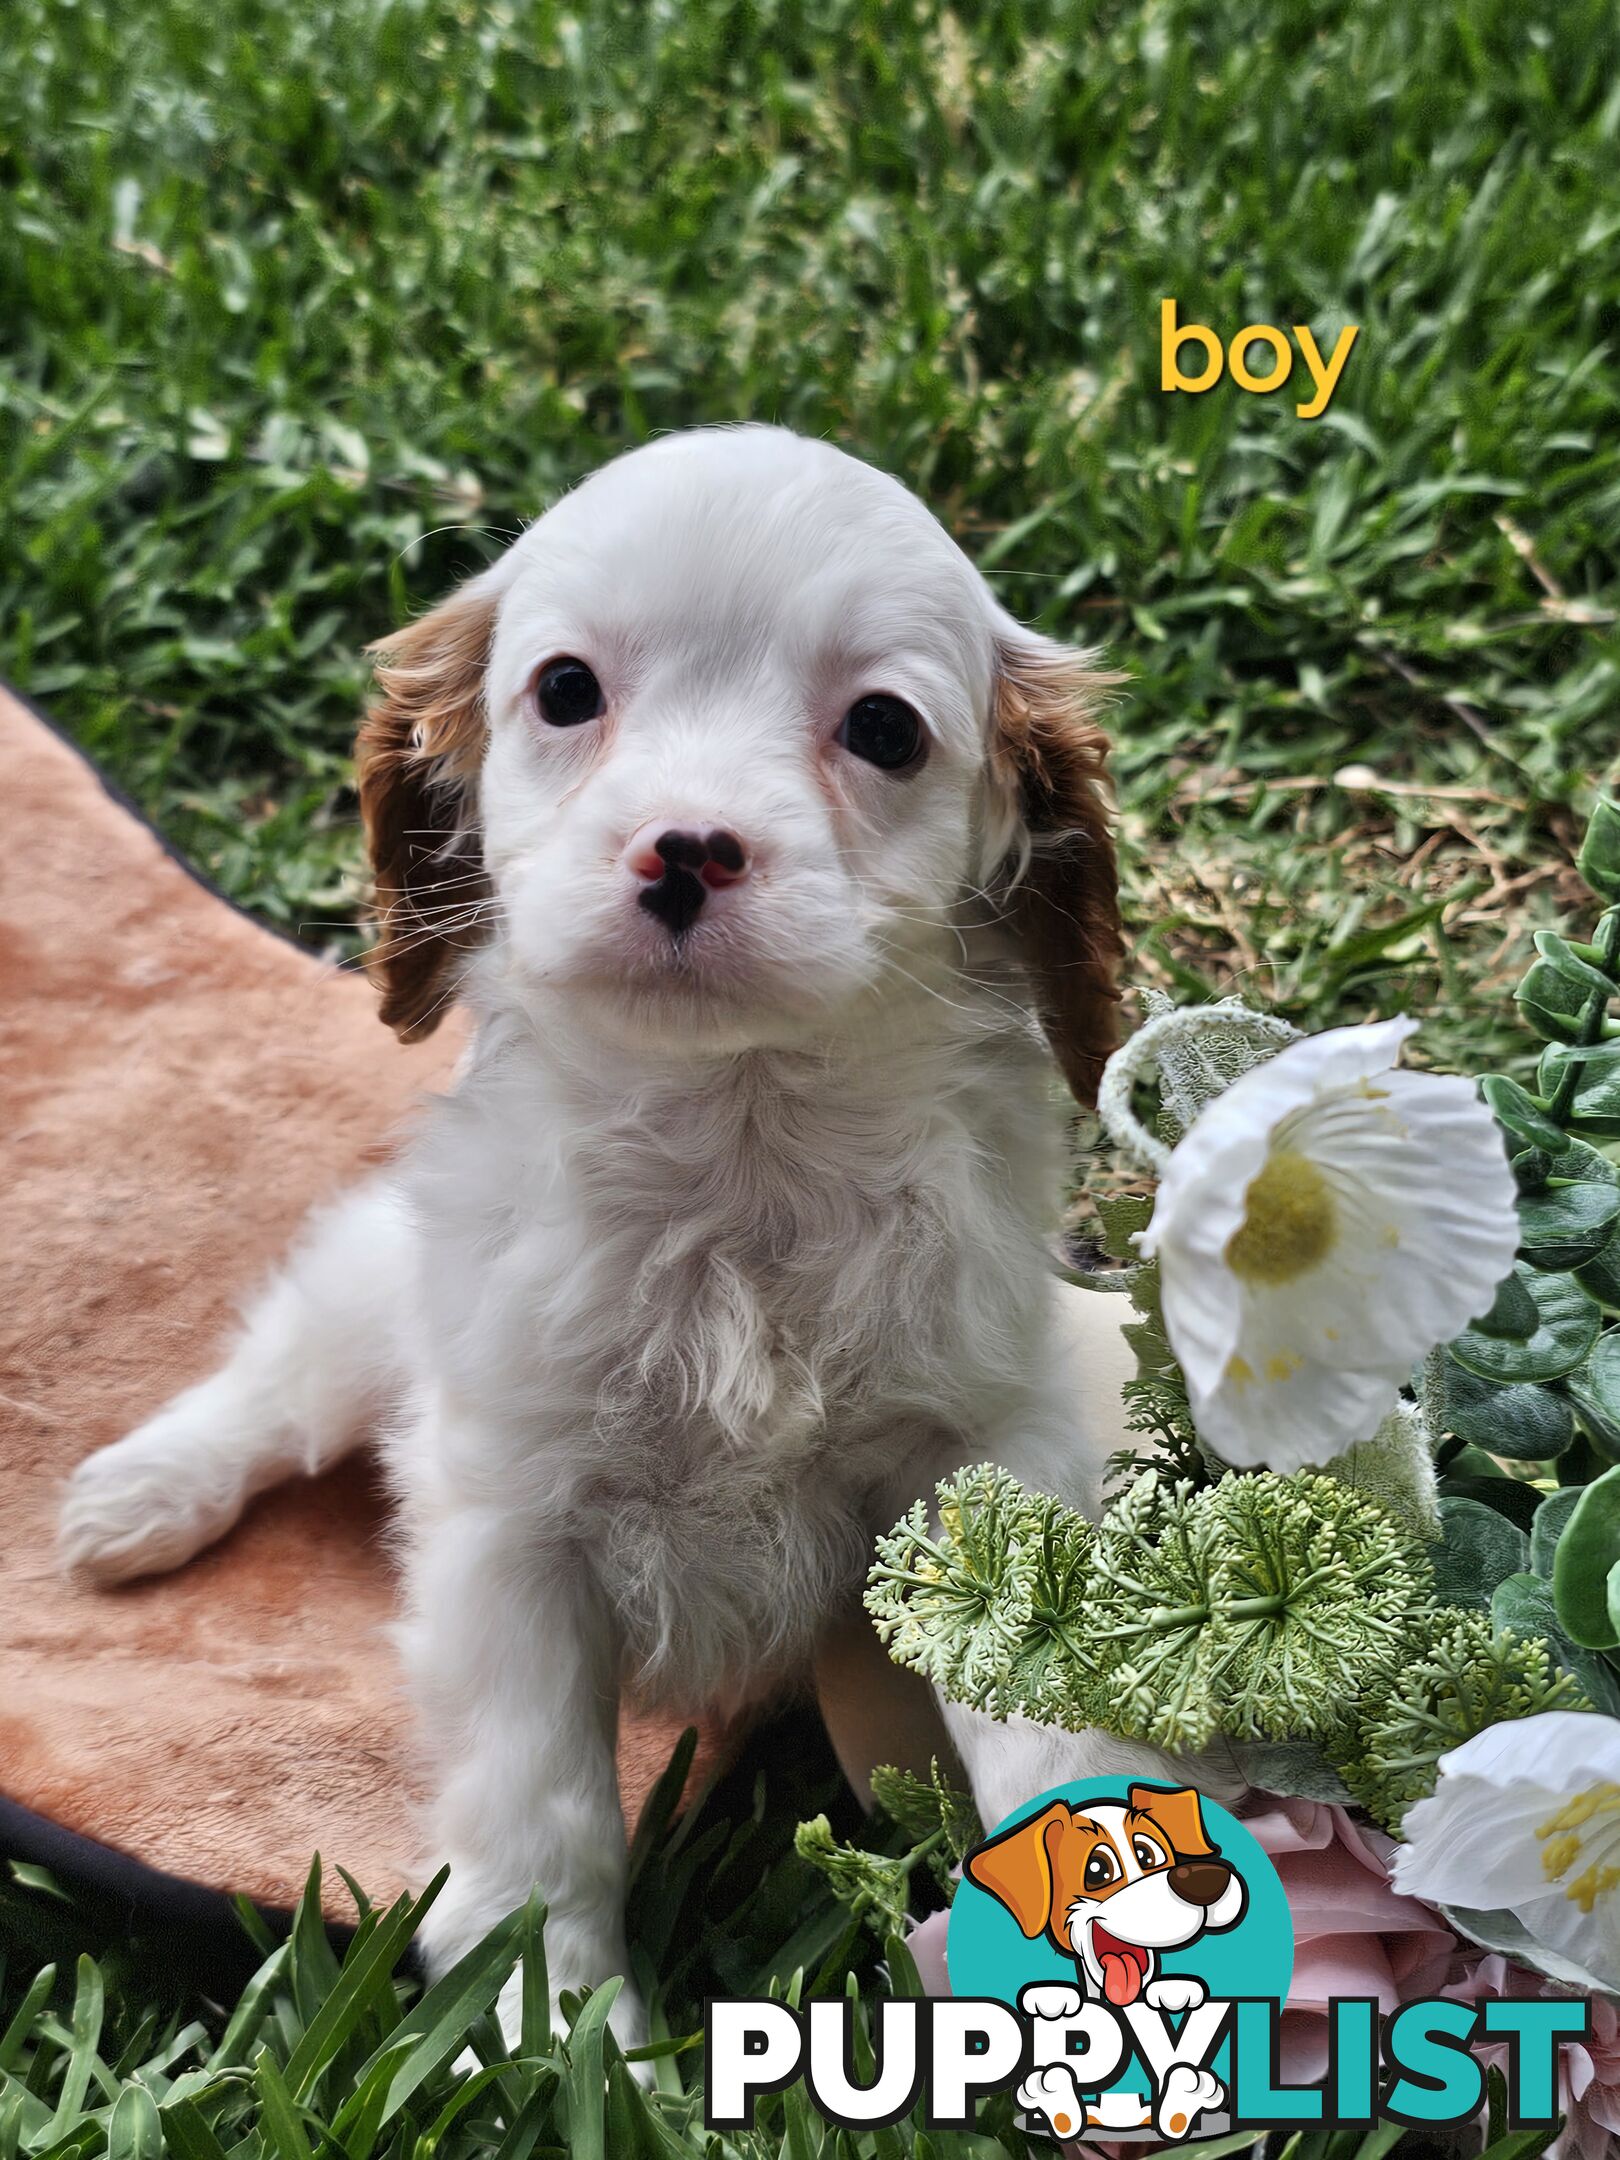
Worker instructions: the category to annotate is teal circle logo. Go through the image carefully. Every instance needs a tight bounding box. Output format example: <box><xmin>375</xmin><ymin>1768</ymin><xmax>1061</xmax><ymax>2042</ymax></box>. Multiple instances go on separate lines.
<box><xmin>948</xmin><ymin>1779</ymin><xmax>1293</xmax><ymax>2140</ymax></box>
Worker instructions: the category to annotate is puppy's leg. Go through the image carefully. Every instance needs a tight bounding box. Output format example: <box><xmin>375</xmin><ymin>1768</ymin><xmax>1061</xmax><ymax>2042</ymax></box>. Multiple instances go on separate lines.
<box><xmin>60</xmin><ymin>1176</ymin><xmax>408</xmax><ymax>1581</ymax></box>
<box><xmin>400</xmin><ymin>1497</ymin><xmax>646</xmax><ymax>2070</ymax></box>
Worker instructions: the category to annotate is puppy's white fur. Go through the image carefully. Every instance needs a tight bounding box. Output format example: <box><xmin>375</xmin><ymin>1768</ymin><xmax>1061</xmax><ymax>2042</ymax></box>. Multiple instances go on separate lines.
<box><xmin>61</xmin><ymin>426</ymin><xmax>1128</xmax><ymax>2052</ymax></box>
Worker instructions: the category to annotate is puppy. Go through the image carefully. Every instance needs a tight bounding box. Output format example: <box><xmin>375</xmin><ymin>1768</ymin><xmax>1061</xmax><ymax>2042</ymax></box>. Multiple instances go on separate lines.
<box><xmin>966</xmin><ymin>1784</ymin><xmax>1247</xmax><ymax>2007</ymax></box>
<box><xmin>60</xmin><ymin>426</ymin><xmax>1126</xmax><ymax>2052</ymax></box>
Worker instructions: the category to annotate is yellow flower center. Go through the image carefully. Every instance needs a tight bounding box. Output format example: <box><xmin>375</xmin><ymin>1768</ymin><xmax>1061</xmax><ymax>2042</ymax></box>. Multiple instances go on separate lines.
<box><xmin>1537</xmin><ymin>1783</ymin><xmax>1620</xmax><ymax>1912</ymax></box>
<box><xmin>1225</xmin><ymin>1150</ymin><xmax>1338</xmax><ymax>1285</ymax></box>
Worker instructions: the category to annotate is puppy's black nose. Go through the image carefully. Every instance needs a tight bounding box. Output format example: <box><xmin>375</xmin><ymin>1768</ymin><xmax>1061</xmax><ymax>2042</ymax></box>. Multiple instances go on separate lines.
<box><xmin>628</xmin><ymin>824</ymin><xmax>750</xmax><ymax>937</ymax></box>
<box><xmin>1167</xmin><ymin>1860</ymin><xmax>1232</xmax><ymax>1907</ymax></box>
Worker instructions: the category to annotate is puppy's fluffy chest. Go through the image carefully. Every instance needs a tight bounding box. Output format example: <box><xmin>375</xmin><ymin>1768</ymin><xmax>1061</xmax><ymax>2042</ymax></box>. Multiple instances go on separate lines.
<box><xmin>421</xmin><ymin>1014</ymin><xmax>1053</xmax><ymax>1431</ymax></box>
<box><xmin>404</xmin><ymin>1004</ymin><xmax>1059</xmax><ymax>1699</ymax></box>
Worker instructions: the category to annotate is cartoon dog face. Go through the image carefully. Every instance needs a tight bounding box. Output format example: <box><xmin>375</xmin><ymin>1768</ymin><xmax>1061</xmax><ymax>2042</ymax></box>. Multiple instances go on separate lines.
<box><xmin>965</xmin><ymin>1785</ymin><xmax>1247</xmax><ymax>2007</ymax></box>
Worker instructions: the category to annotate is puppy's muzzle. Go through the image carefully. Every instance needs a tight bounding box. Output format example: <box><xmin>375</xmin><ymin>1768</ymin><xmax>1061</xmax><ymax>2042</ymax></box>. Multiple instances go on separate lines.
<box><xmin>629</xmin><ymin>823</ymin><xmax>751</xmax><ymax>936</ymax></box>
<box><xmin>1167</xmin><ymin>1860</ymin><xmax>1233</xmax><ymax>1907</ymax></box>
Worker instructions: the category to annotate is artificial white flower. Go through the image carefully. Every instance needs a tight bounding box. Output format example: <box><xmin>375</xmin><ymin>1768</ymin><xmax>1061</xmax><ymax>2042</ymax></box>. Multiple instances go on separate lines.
<box><xmin>1138</xmin><ymin>1017</ymin><xmax>1518</xmax><ymax>1469</ymax></box>
<box><xmin>1391</xmin><ymin>1711</ymin><xmax>1620</xmax><ymax>1995</ymax></box>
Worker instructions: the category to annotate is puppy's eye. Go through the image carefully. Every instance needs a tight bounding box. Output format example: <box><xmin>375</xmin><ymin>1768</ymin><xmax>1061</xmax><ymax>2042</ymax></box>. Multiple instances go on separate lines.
<box><xmin>534</xmin><ymin>657</ymin><xmax>604</xmax><ymax>727</ymax></box>
<box><xmin>1133</xmin><ymin>1836</ymin><xmax>1165</xmax><ymax>1870</ymax></box>
<box><xmin>1083</xmin><ymin>1848</ymin><xmax>1118</xmax><ymax>1891</ymax></box>
<box><xmin>838</xmin><ymin>693</ymin><xmax>924</xmax><ymax>772</ymax></box>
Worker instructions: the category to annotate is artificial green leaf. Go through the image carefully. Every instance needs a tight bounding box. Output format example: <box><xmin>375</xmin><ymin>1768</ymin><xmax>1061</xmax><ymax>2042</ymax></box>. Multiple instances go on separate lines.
<box><xmin>1578</xmin><ymin>803</ymin><xmax>1620</xmax><ymax>903</ymax></box>
<box><xmin>1432</xmin><ymin>1497</ymin><xmax>1530</xmax><ymax>1610</ymax></box>
<box><xmin>280</xmin><ymin>1881</ymin><xmax>431</xmax><ymax>2099</ymax></box>
<box><xmin>1480</xmin><ymin>1073</ymin><xmax>1565</xmax><ymax>1154</ymax></box>
<box><xmin>1607</xmin><ymin>1559</ymin><xmax>1620</xmax><ymax>1649</ymax></box>
<box><xmin>1440</xmin><ymin>1361</ymin><xmax>1573</xmax><ymax>1461</ymax></box>
<box><xmin>1517</xmin><ymin>954</ymin><xmax>1595</xmax><ymax>1044</ymax></box>
<box><xmin>1494</xmin><ymin>1569</ymin><xmax>1620</xmax><ymax>1710</ymax></box>
<box><xmin>1554</xmin><ymin>1463</ymin><xmax>1620</xmax><ymax>1649</ymax></box>
<box><xmin>1096</xmin><ymin>1191</ymin><xmax>1154</xmax><ymax>1264</ymax></box>
<box><xmin>1530</xmin><ymin>1484</ymin><xmax>1582</xmax><ymax>1578</ymax></box>
<box><xmin>1466</xmin><ymin>1269</ymin><xmax>1540</xmax><ymax>1342</ymax></box>
<box><xmin>1231</xmin><ymin>1743</ymin><xmax>1355</xmax><ymax>1805</ymax></box>
<box><xmin>1449</xmin><ymin>1265</ymin><xmax>1601</xmax><ymax>1383</ymax></box>
<box><xmin>1444</xmin><ymin>1444</ymin><xmax>1513</xmax><ymax>1480</ymax></box>
<box><xmin>1348</xmin><ymin>1612</ymin><xmax>1592</xmax><ymax>1831</ymax></box>
<box><xmin>1436</xmin><ymin>1901</ymin><xmax>1609</xmax><ymax>1995</ymax></box>
<box><xmin>1533</xmin><ymin>930</ymin><xmax>1616</xmax><ymax>1003</ymax></box>
<box><xmin>1510</xmin><ymin>1144</ymin><xmax>1553</xmax><ymax>1192</ymax></box>
<box><xmin>1559</xmin><ymin>1431</ymin><xmax>1611</xmax><ymax>1487</ymax></box>
<box><xmin>1437</xmin><ymin>1471</ymin><xmax>1542</xmax><ymax>1533</ymax></box>
<box><xmin>1576</xmin><ymin>1236</ymin><xmax>1620</xmax><ymax>1309</ymax></box>
<box><xmin>1516</xmin><ymin>1179</ymin><xmax>1620</xmax><ymax>1269</ymax></box>
<box><xmin>1568</xmin><ymin>1334</ymin><xmax>1620</xmax><ymax>1451</ymax></box>
<box><xmin>1538</xmin><ymin>1039</ymin><xmax>1620</xmax><ymax>1137</ymax></box>
<box><xmin>1548</xmin><ymin>1133</ymin><xmax>1620</xmax><ymax>1186</ymax></box>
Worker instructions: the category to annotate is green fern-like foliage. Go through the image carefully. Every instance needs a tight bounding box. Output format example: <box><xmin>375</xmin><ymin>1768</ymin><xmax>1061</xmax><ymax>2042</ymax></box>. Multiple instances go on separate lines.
<box><xmin>867</xmin><ymin>1464</ymin><xmax>1436</xmax><ymax>1755</ymax></box>
<box><xmin>869</xmin><ymin>1761</ymin><xmax>983</xmax><ymax>1868</ymax></box>
<box><xmin>994</xmin><ymin>1487</ymin><xmax>1108</xmax><ymax>1724</ymax></box>
<box><xmin>795</xmin><ymin>1762</ymin><xmax>982</xmax><ymax>1938</ymax></box>
<box><xmin>1343</xmin><ymin>1616</ymin><xmax>1593</xmax><ymax>1831</ymax></box>
<box><xmin>1087</xmin><ymin>1192</ymin><xmax>1211</xmax><ymax>1492</ymax></box>
<box><xmin>866</xmin><ymin>1464</ymin><xmax>1052</xmax><ymax>1706</ymax></box>
<box><xmin>793</xmin><ymin>1815</ymin><xmax>916</xmax><ymax>1937</ymax></box>
<box><xmin>1092</xmin><ymin>1469</ymin><xmax>1432</xmax><ymax>1750</ymax></box>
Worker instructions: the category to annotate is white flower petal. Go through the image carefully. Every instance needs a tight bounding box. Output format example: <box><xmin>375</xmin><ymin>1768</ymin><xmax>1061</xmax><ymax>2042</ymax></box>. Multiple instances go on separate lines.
<box><xmin>1156</xmin><ymin>1236</ymin><xmax>1247</xmax><ymax>1397</ymax></box>
<box><xmin>1272</xmin><ymin>1071</ymin><xmax>1518</xmax><ymax>1367</ymax></box>
<box><xmin>1392</xmin><ymin>1714</ymin><xmax>1620</xmax><ymax>1994</ymax></box>
<box><xmin>1440</xmin><ymin>1710</ymin><xmax>1620</xmax><ymax>1791</ymax></box>
<box><xmin>1516</xmin><ymin>1883</ymin><xmax>1620</xmax><ymax>1995</ymax></box>
<box><xmin>1141</xmin><ymin>1020</ymin><xmax>1423</xmax><ymax>1398</ymax></box>
<box><xmin>1393</xmin><ymin>1772</ymin><xmax>1570</xmax><ymax>1907</ymax></box>
<box><xmin>1187</xmin><ymin>1337</ymin><xmax>1399</xmax><ymax>1470</ymax></box>
<box><xmin>1142</xmin><ymin>1018</ymin><xmax>1420</xmax><ymax>1268</ymax></box>
<box><xmin>1139</xmin><ymin>1014</ymin><xmax>1518</xmax><ymax>1471</ymax></box>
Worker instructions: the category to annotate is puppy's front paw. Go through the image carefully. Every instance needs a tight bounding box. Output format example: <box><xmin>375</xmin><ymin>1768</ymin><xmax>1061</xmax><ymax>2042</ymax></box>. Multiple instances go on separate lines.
<box><xmin>1018</xmin><ymin>1981</ymin><xmax>1086</xmax><ymax>2024</ymax></box>
<box><xmin>59</xmin><ymin>1414</ymin><xmax>244</xmax><ymax>1582</ymax></box>
<box><xmin>1017</xmin><ymin>2064</ymin><xmax>1086</xmax><ymax>2141</ymax></box>
<box><xmin>1144</xmin><ymin>1976</ymin><xmax>1207</xmax><ymax>2014</ymax></box>
<box><xmin>1156</xmin><ymin>2063</ymin><xmax>1224</xmax><ymax>2140</ymax></box>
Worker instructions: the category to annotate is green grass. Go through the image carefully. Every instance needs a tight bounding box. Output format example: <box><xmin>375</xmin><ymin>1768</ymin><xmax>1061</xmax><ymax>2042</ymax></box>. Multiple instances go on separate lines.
<box><xmin>4</xmin><ymin>0</ymin><xmax>1620</xmax><ymax>1062</ymax></box>
<box><xmin>0</xmin><ymin>1716</ymin><xmax>931</xmax><ymax>2160</ymax></box>
<box><xmin>0</xmin><ymin>1719</ymin><xmax>1560</xmax><ymax>2160</ymax></box>
<box><xmin>3</xmin><ymin>0</ymin><xmax>1619</xmax><ymax>2145</ymax></box>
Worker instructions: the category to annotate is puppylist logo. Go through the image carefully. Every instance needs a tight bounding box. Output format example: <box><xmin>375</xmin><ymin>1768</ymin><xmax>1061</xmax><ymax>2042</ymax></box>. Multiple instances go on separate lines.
<box><xmin>707</xmin><ymin>1779</ymin><xmax>1591</xmax><ymax>2140</ymax></box>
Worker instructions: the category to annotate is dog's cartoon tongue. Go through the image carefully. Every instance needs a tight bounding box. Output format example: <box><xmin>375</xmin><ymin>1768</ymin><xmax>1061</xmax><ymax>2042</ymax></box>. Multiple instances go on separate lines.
<box><xmin>1092</xmin><ymin>1928</ymin><xmax>1149</xmax><ymax>2006</ymax></box>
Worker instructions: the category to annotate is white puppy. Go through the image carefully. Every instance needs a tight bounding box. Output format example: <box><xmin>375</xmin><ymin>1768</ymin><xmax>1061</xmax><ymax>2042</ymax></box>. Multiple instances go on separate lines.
<box><xmin>60</xmin><ymin>426</ymin><xmax>1125</xmax><ymax>2051</ymax></box>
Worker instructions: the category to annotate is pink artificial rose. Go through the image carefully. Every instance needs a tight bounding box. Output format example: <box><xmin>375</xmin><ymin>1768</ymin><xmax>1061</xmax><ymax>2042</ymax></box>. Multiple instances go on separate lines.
<box><xmin>1239</xmin><ymin>1796</ymin><xmax>1458</xmax><ymax>2083</ymax></box>
<box><xmin>1243</xmin><ymin>1799</ymin><xmax>1615</xmax><ymax>2159</ymax></box>
<box><xmin>1560</xmin><ymin>1988</ymin><xmax>1620</xmax><ymax>2160</ymax></box>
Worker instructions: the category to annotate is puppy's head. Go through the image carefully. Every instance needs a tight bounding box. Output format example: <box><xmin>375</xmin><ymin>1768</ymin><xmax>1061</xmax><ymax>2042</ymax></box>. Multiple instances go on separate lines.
<box><xmin>358</xmin><ymin>426</ymin><xmax>1121</xmax><ymax>1088</ymax></box>
<box><xmin>965</xmin><ymin>1786</ymin><xmax>1247</xmax><ymax>2007</ymax></box>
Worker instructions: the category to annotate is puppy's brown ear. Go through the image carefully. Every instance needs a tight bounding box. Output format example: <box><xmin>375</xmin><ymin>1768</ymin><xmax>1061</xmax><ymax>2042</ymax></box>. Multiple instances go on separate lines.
<box><xmin>358</xmin><ymin>567</ymin><xmax>504</xmax><ymax>1040</ymax></box>
<box><xmin>1128</xmin><ymin>1784</ymin><xmax>1216</xmax><ymax>1861</ymax></box>
<box><xmin>992</xmin><ymin>632</ymin><xmax>1124</xmax><ymax>1107</ymax></box>
<box><xmin>964</xmin><ymin>1800</ymin><xmax>1069</xmax><ymax>1938</ymax></box>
